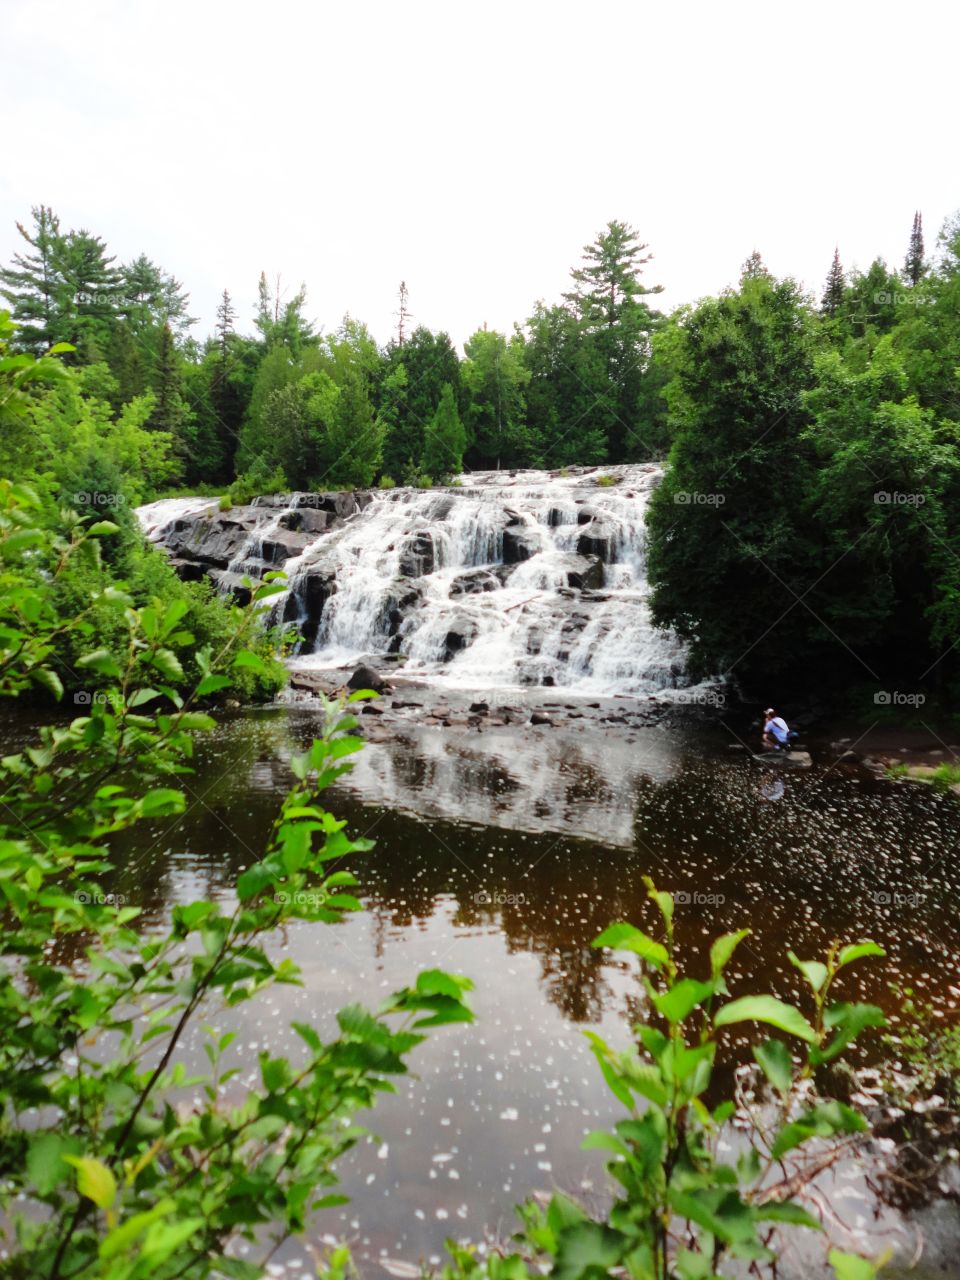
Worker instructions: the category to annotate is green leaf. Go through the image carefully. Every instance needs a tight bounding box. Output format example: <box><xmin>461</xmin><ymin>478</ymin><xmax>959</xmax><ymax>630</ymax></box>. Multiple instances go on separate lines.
<box><xmin>196</xmin><ymin>673</ymin><xmax>232</xmax><ymax>696</ymax></box>
<box><xmin>128</xmin><ymin>687</ymin><xmax>162</xmax><ymax>708</ymax></box>
<box><xmin>32</xmin><ymin>666</ymin><xmax>64</xmax><ymax>700</ymax></box>
<box><xmin>63</xmin><ymin>1155</ymin><xmax>116</xmax><ymax>1209</ymax></box>
<box><xmin>100</xmin><ymin>1199</ymin><xmax>176</xmax><ymax>1259</ymax></box>
<box><xmin>788</xmin><ymin>951</ymin><xmax>829</xmax><ymax>994</ymax></box>
<box><xmin>233</xmin><ymin>649</ymin><xmax>268</xmax><ymax>674</ymax></box>
<box><xmin>755</xmin><ymin>1200</ymin><xmax>821</xmax><ymax>1229</ymax></box>
<box><xmin>752</xmin><ymin>1038</ymin><xmax>793</xmax><ymax>1095</ymax></box>
<box><xmin>592</xmin><ymin>922</ymin><xmax>668</xmax><ymax>968</ymax></box>
<box><xmin>27</xmin><ymin>1134</ymin><xmax>81</xmax><ymax>1195</ymax></box>
<box><xmin>828</xmin><ymin>1249</ymin><xmax>884</xmax><ymax>1280</ymax></box>
<box><xmin>837</xmin><ymin>942</ymin><xmax>885</xmax><ymax>969</ymax></box>
<box><xmin>552</xmin><ymin>1221</ymin><xmax>625</xmax><ymax>1280</ymax></box>
<box><xmin>76</xmin><ymin>648</ymin><xmax>122</xmax><ymax>678</ymax></box>
<box><xmin>86</xmin><ymin>520</ymin><xmax>119</xmax><ymax>536</ymax></box>
<box><xmin>710</xmin><ymin>928</ymin><xmax>750</xmax><ymax>976</ymax></box>
<box><xmin>715</xmin><ymin>995</ymin><xmax>817</xmax><ymax>1043</ymax></box>
<box><xmin>653</xmin><ymin>978</ymin><xmax>715</xmax><ymax>1024</ymax></box>
<box><xmin>814</xmin><ymin>1003</ymin><xmax>885</xmax><ymax>1064</ymax></box>
<box><xmin>149</xmin><ymin>648</ymin><xmax>184</xmax><ymax>681</ymax></box>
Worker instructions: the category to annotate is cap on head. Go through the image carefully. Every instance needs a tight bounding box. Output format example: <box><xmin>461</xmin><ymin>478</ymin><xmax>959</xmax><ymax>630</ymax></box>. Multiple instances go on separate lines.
<box><xmin>764</xmin><ymin>707</ymin><xmax>775</xmax><ymax>715</ymax></box>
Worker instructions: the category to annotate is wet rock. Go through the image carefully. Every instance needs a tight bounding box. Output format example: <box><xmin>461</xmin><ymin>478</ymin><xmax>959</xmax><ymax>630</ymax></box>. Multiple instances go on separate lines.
<box><xmin>784</xmin><ymin>750</ymin><xmax>812</xmax><ymax>767</ymax></box>
<box><xmin>576</xmin><ymin>518</ymin><xmax>618</xmax><ymax>561</ymax></box>
<box><xmin>502</xmin><ymin>526</ymin><xmax>540</xmax><ymax>564</ymax></box>
<box><xmin>398</xmin><ymin>531</ymin><xmax>436</xmax><ymax>578</ymax></box>
<box><xmin>260</xmin><ymin>529</ymin><xmax>310</xmax><ymax>565</ymax></box>
<box><xmin>726</xmin><ymin>743</ymin><xmax>749</xmax><ymax>752</ymax></box>
<box><xmin>347</xmin><ymin>664</ymin><xmax>388</xmax><ymax>694</ymax></box>
<box><xmin>565</xmin><ymin>554</ymin><xmax>604</xmax><ymax>591</ymax></box>
<box><xmin>450</xmin><ymin>568</ymin><xmax>501</xmax><ymax>596</ymax></box>
<box><xmin>542</xmin><ymin>675</ymin><xmax>555</xmax><ymax>687</ymax></box>
<box><xmin>530</xmin><ymin>711</ymin><xmax>553</xmax><ymax>726</ymax></box>
<box><xmin>469</xmin><ymin>701</ymin><xmax>489</xmax><ymax>714</ymax></box>
<box><xmin>443</xmin><ymin>615</ymin><xmax>478</xmax><ymax>659</ymax></box>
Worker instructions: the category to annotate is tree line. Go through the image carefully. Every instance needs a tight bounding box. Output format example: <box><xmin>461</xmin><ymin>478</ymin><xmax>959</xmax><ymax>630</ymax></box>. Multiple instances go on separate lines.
<box><xmin>0</xmin><ymin>208</ymin><xmax>666</xmax><ymax>492</ymax></box>
<box><xmin>3</xmin><ymin>204</ymin><xmax>960</xmax><ymax>695</ymax></box>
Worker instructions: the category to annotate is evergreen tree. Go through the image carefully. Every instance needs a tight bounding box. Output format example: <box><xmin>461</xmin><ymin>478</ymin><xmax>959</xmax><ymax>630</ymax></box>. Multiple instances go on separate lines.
<box><xmin>106</xmin><ymin>321</ymin><xmax>147</xmax><ymax>407</ymax></box>
<box><xmin>321</xmin><ymin>370</ymin><xmax>383</xmax><ymax>488</ymax></box>
<box><xmin>820</xmin><ymin>247</ymin><xmax>845</xmax><ymax>315</ymax></box>
<box><xmin>461</xmin><ymin>328</ymin><xmax>531</xmax><ymax>468</ymax></box>
<box><xmin>422</xmin><ymin>383</ymin><xmax>466</xmax><ymax>480</ymax></box>
<box><xmin>904</xmin><ymin>210</ymin><xmax>924</xmax><ymax>285</ymax></box>
<box><xmin>0</xmin><ymin>205</ymin><xmax>66</xmax><ymax>352</ymax></box>
<box><xmin>646</xmin><ymin>271</ymin><xmax>818</xmax><ymax>682</ymax></box>
<box><xmin>208</xmin><ymin>288</ymin><xmax>244</xmax><ymax>478</ymax></box>
<box><xmin>378</xmin><ymin>327</ymin><xmax>462</xmax><ymax>479</ymax></box>
<box><xmin>121</xmin><ymin>254</ymin><xmax>194</xmax><ymax>335</ymax></box>
<box><xmin>60</xmin><ymin>229</ymin><xmax>122</xmax><ymax>354</ymax></box>
<box><xmin>147</xmin><ymin>322</ymin><xmax>191</xmax><ymax>454</ymax></box>
<box><xmin>254</xmin><ymin>273</ymin><xmax>315</xmax><ymax>354</ymax></box>
<box><xmin>562</xmin><ymin>220</ymin><xmax>663</xmax><ymax>459</ymax></box>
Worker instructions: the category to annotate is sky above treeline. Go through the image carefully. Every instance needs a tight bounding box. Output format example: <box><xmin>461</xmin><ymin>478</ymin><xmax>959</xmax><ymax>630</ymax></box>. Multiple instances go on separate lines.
<box><xmin>2</xmin><ymin>0</ymin><xmax>958</xmax><ymax>350</ymax></box>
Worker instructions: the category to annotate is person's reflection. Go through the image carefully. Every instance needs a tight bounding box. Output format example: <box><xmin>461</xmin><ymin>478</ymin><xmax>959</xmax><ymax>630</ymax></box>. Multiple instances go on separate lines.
<box><xmin>760</xmin><ymin>777</ymin><xmax>785</xmax><ymax>802</ymax></box>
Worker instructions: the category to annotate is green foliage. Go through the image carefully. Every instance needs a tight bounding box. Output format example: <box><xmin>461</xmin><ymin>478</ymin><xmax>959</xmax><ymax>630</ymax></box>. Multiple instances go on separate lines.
<box><xmin>0</xmin><ymin>488</ymin><xmax>474</xmax><ymax>1278</ymax></box>
<box><xmin>646</xmin><ymin>272</ymin><xmax>818</xmax><ymax>680</ymax></box>
<box><xmin>422</xmin><ymin>382</ymin><xmax>466</xmax><ymax>481</ymax></box>
<box><xmin>441</xmin><ymin>879</ymin><xmax>887</xmax><ymax>1280</ymax></box>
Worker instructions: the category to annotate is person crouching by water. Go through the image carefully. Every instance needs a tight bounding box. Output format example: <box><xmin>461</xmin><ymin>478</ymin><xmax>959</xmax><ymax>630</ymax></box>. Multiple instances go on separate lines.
<box><xmin>762</xmin><ymin>707</ymin><xmax>790</xmax><ymax>750</ymax></box>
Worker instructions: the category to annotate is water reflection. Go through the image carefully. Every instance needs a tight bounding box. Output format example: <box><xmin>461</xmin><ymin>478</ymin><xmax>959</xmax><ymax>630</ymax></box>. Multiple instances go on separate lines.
<box><xmin>93</xmin><ymin>707</ymin><xmax>960</xmax><ymax>1274</ymax></box>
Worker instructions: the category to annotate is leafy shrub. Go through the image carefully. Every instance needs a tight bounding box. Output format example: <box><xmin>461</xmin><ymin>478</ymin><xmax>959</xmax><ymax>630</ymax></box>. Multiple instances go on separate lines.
<box><xmin>378</xmin><ymin>474</ymin><xmax>396</xmax><ymax>490</ymax></box>
<box><xmin>441</xmin><ymin>886</ymin><xmax>890</xmax><ymax>1280</ymax></box>
<box><xmin>0</xmin><ymin>482</ymin><xmax>474</xmax><ymax>1278</ymax></box>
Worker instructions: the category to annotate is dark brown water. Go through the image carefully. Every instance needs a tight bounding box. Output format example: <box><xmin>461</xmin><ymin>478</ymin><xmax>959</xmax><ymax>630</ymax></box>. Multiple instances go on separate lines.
<box><xmin>28</xmin><ymin>706</ymin><xmax>960</xmax><ymax>1274</ymax></box>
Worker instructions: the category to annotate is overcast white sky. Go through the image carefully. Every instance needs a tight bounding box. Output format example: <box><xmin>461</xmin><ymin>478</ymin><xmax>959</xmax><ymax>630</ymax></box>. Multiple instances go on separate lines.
<box><xmin>2</xmin><ymin>0</ymin><xmax>957</xmax><ymax>349</ymax></box>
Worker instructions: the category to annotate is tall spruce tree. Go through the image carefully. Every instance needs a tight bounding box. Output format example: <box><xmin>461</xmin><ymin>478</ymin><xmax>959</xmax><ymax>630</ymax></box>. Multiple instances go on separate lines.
<box><xmin>0</xmin><ymin>205</ymin><xmax>66</xmax><ymax>352</ymax></box>
<box><xmin>821</xmin><ymin>247</ymin><xmax>845</xmax><ymax>315</ymax></box>
<box><xmin>422</xmin><ymin>383</ymin><xmax>466</xmax><ymax>480</ymax></box>
<box><xmin>904</xmin><ymin>210</ymin><xmax>924</xmax><ymax>285</ymax></box>
<box><xmin>562</xmin><ymin>220</ymin><xmax>663</xmax><ymax>460</ymax></box>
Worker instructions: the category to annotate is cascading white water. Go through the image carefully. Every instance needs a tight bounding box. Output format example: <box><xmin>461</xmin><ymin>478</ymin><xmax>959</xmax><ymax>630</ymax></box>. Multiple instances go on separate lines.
<box><xmin>281</xmin><ymin>465</ymin><xmax>694</xmax><ymax>696</ymax></box>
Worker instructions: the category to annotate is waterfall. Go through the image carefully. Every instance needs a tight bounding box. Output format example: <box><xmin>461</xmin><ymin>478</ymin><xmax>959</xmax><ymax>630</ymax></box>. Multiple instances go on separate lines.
<box><xmin>277</xmin><ymin>465</ymin><xmax>692</xmax><ymax>696</ymax></box>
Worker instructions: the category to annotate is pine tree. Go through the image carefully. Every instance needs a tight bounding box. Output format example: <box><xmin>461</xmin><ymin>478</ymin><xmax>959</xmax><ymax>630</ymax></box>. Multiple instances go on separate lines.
<box><xmin>395</xmin><ymin>281</ymin><xmax>412</xmax><ymax>347</ymax></box>
<box><xmin>147</xmin><ymin>322</ymin><xmax>190</xmax><ymax>445</ymax></box>
<box><xmin>0</xmin><ymin>205</ymin><xmax>66</xmax><ymax>352</ymax></box>
<box><xmin>107</xmin><ymin>321</ymin><xmax>147</xmax><ymax>406</ymax></box>
<box><xmin>121</xmin><ymin>254</ymin><xmax>193</xmax><ymax>335</ymax></box>
<box><xmin>561</xmin><ymin>220</ymin><xmax>663</xmax><ymax>460</ymax></box>
<box><xmin>422</xmin><ymin>383</ymin><xmax>466</xmax><ymax>481</ymax></box>
<box><xmin>740</xmin><ymin>250</ymin><xmax>770</xmax><ymax>282</ymax></box>
<box><xmin>821</xmin><ymin>247</ymin><xmax>845</xmax><ymax>315</ymax></box>
<box><xmin>210</xmin><ymin>288</ymin><xmax>241</xmax><ymax>479</ymax></box>
<box><xmin>904</xmin><ymin>211</ymin><xmax>924</xmax><ymax>285</ymax></box>
<box><xmin>61</xmin><ymin>229</ymin><xmax>122</xmax><ymax>354</ymax></box>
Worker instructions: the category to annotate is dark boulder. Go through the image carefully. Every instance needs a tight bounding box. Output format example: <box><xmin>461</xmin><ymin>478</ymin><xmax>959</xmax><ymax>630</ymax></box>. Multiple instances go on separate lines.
<box><xmin>443</xmin><ymin>615</ymin><xmax>478</xmax><ymax>659</ymax></box>
<box><xmin>347</xmin><ymin>664</ymin><xmax>388</xmax><ymax>694</ymax></box>
<box><xmin>577</xmin><ymin>519</ymin><xmax>618</xmax><ymax>562</ymax></box>
<box><xmin>502</xmin><ymin>526</ymin><xmax>539</xmax><ymax>564</ymax></box>
<box><xmin>565</xmin><ymin>554</ymin><xmax>604</xmax><ymax>591</ymax></box>
<box><xmin>399</xmin><ymin>531</ymin><xmax>436</xmax><ymax>578</ymax></box>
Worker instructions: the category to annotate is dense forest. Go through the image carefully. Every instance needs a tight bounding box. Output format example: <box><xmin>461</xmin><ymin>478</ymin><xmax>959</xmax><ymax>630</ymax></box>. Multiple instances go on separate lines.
<box><xmin>3</xmin><ymin>205</ymin><xmax>960</xmax><ymax>694</ymax></box>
